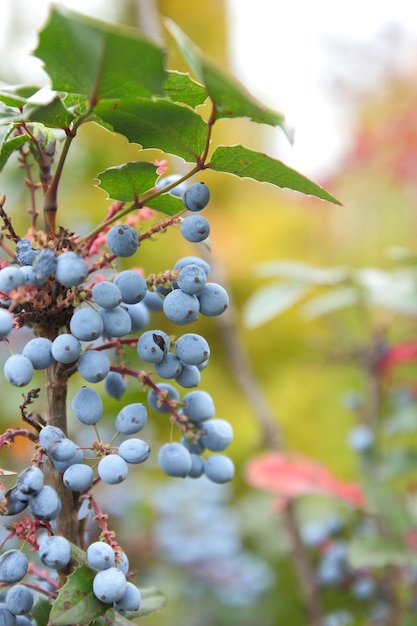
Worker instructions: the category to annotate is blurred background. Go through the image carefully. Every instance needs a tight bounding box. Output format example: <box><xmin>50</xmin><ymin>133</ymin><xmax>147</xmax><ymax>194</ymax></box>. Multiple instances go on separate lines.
<box><xmin>2</xmin><ymin>1</ymin><xmax>417</xmax><ymax>624</ymax></box>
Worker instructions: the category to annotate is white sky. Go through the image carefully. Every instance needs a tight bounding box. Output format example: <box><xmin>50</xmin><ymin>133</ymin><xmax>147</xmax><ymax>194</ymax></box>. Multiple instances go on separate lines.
<box><xmin>1</xmin><ymin>0</ymin><xmax>417</xmax><ymax>178</ymax></box>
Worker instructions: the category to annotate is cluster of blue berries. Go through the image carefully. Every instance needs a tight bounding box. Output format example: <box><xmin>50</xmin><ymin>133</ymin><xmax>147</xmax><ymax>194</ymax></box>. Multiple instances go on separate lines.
<box><xmin>0</xmin><ymin>179</ymin><xmax>234</xmax><ymax>615</ymax></box>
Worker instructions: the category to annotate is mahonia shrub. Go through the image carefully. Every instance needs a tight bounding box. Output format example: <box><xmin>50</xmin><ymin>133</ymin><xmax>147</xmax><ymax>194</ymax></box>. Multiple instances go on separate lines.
<box><xmin>0</xmin><ymin>7</ymin><xmax>338</xmax><ymax>625</ymax></box>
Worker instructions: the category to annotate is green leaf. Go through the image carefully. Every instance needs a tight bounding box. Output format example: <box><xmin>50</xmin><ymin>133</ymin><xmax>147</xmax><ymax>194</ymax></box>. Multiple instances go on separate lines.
<box><xmin>0</xmin><ymin>85</ymin><xmax>39</xmax><ymax>108</ymax></box>
<box><xmin>243</xmin><ymin>282</ymin><xmax>309</xmax><ymax>328</ymax></box>
<box><xmin>166</xmin><ymin>20</ymin><xmax>287</xmax><ymax>134</ymax></box>
<box><xmin>90</xmin><ymin>588</ymin><xmax>166</xmax><ymax>625</ymax></box>
<box><xmin>349</xmin><ymin>533</ymin><xmax>417</xmax><ymax>569</ymax></box>
<box><xmin>147</xmin><ymin>192</ymin><xmax>184</xmax><ymax>216</ymax></box>
<box><xmin>95</xmin><ymin>98</ymin><xmax>208</xmax><ymax>162</ymax></box>
<box><xmin>362</xmin><ymin>480</ymin><xmax>412</xmax><ymax>536</ymax></box>
<box><xmin>48</xmin><ymin>564</ymin><xmax>103</xmax><ymax>626</ymax></box>
<box><xmin>97</xmin><ymin>162</ymin><xmax>158</xmax><ymax>202</ymax></box>
<box><xmin>300</xmin><ymin>287</ymin><xmax>359</xmax><ymax>320</ymax></box>
<box><xmin>163</xmin><ymin>71</ymin><xmax>207</xmax><ymax>108</ymax></box>
<box><xmin>32</xmin><ymin>597</ymin><xmax>51</xmax><ymax>626</ymax></box>
<box><xmin>379</xmin><ymin>448</ymin><xmax>417</xmax><ymax>481</ymax></box>
<box><xmin>0</xmin><ymin>132</ymin><xmax>30</xmax><ymax>173</ymax></box>
<box><xmin>25</xmin><ymin>95</ymin><xmax>76</xmax><ymax>128</ymax></box>
<box><xmin>254</xmin><ymin>261</ymin><xmax>347</xmax><ymax>284</ymax></box>
<box><xmin>209</xmin><ymin>145</ymin><xmax>342</xmax><ymax>205</ymax></box>
<box><xmin>35</xmin><ymin>6</ymin><xmax>166</xmax><ymax>101</ymax></box>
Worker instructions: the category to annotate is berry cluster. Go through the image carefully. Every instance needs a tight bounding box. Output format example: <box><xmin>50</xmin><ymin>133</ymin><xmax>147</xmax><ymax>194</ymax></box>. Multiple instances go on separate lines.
<box><xmin>0</xmin><ymin>179</ymin><xmax>234</xmax><ymax>619</ymax></box>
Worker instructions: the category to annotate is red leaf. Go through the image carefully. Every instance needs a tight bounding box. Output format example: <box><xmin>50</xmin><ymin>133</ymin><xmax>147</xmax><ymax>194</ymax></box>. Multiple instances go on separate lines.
<box><xmin>378</xmin><ymin>342</ymin><xmax>417</xmax><ymax>373</ymax></box>
<box><xmin>246</xmin><ymin>452</ymin><xmax>364</xmax><ymax>508</ymax></box>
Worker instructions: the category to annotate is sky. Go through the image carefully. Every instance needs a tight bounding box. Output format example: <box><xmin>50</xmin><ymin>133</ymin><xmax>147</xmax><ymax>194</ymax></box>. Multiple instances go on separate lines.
<box><xmin>1</xmin><ymin>0</ymin><xmax>417</xmax><ymax>178</ymax></box>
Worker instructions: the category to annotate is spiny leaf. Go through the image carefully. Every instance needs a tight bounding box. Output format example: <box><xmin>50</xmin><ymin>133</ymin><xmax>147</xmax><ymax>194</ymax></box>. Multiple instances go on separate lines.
<box><xmin>166</xmin><ymin>20</ymin><xmax>287</xmax><ymax>134</ymax></box>
<box><xmin>35</xmin><ymin>6</ymin><xmax>166</xmax><ymax>102</ymax></box>
<box><xmin>147</xmin><ymin>192</ymin><xmax>184</xmax><ymax>216</ymax></box>
<box><xmin>0</xmin><ymin>132</ymin><xmax>30</xmax><ymax>173</ymax></box>
<box><xmin>31</xmin><ymin>597</ymin><xmax>51</xmax><ymax>626</ymax></box>
<box><xmin>95</xmin><ymin>98</ymin><xmax>208</xmax><ymax>163</ymax></box>
<box><xmin>163</xmin><ymin>71</ymin><xmax>207</xmax><ymax>109</ymax></box>
<box><xmin>97</xmin><ymin>162</ymin><xmax>158</xmax><ymax>202</ymax></box>
<box><xmin>48</xmin><ymin>564</ymin><xmax>102</xmax><ymax>626</ymax></box>
<box><xmin>26</xmin><ymin>95</ymin><xmax>76</xmax><ymax>129</ymax></box>
<box><xmin>209</xmin><ymin>145</ymin><xmax>342</xmax><ymax>205</ymax></box>
<box><xmin>0</xmin><ymin>85</ymin><xmax>39</xmax><ymax>108</ymax></box>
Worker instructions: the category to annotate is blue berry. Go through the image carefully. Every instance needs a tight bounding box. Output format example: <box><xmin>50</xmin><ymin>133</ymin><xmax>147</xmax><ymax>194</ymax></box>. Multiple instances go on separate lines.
<box><xmin>175</xmin><ymin>333</ymin><xmax>210</xmax><ymax>366</ymax></box>
<box><xmin>39</xmin><ymin>535</ymin><xmax>71</xmax><ymax>569</ymax></box>
<box><xmin>16</xmin><ymin>466</ymin><xmax>44</xmax><ymax>496</ymax></box>
<box><xmin>180</xmin><ymin>215</ymin><xmax>210</xmax><ymax>242</ymax></box>
<box><xmin>173</xmin><ymin>256</ymin><xmax>210</xmax><ymax>277</ymax></box>
<box><xmin>3</xmin><ymin>487</ymin><xmax>28</xmax><ymax>515</ymax></box>
<box><xmin>86</xmin><ymin>541</ymin><xmax>115</xmax><ymax>570</ymax></box>
<box><xmin>118</xmin><ymin>438</ymin><xmax>150</xmax><ymax>464</ymax></box>
<box><xmin>104</xmin><ymin>372</ymin><xmax>127</xmax><ymax>400</ymax></box>
<box><xmin>51</xmin><ymin>448</ymin><xmax>83</xmax><ymax>473</ymax></box>
<box><xmin>157</xmin><ymin>173</ymin><xmax>187</xmax><ymax>197</ymax></box>
<box><xmin>28</xmin><ymin>485</ymin><xmax>62</xmax><ymax>521</ymax></box>
<box><xmin>174</xmin><ymin>364</ymin><xmax>201</xmax><ymax>388</ymax></box>
<box><xmin>98</xmin><ymin>454</ymin><xmax>128</xmax><ymax>484</ymax></box>
<box><xmin>0</xmin><ymin>550</ymin><xmax>28</xmax><ymax>583</ymax></box>
<box><xmin>115</xmin><ymin>403</ymin><xmax>147</xmax><ymax>434</ymax></box>
<box><xmin>198</xmin><ymin>282</ymin><xmax>229</xmax><ymax>316</ymax></box>
<box><xmin>137</xmin><ymin>330</ymin><xmax>170</xmax><ymax>363</ymax></box>
<box><xmin>204</xmin><ymin>454</ymin><xmax>234</xmax><ymax>483</ymax></box>
<box><xmin>0</xmin><ymin>604</ymin><xmax>16</xmax><ymax>626</ymax></box>
<box><xmin>55</xmin><ymin>251</ymin><xmax>88</xmax><ymax>287</ymax></box>
<box><xmin>123</xmin><ymin>302</ymin><xmax>150</xmax><ymax>332</ymax></box>
<box><xmin>22</xmin><ymin>337</ymin><xmax>54</xmax><ymax>369</ymax></box>
<box><xmin>200</xmin><ymin>419</ymin><xmax>233</xmax><ymax>452</ymax></box>
<box><xmin>71</xmin><ymin>387</ymin><xmax>103</xmax><ymax>424</ymax></box>
<box><xmin>70</xmin><ymin>308</ymin><xmax>104</xmax><ymax>341</ymax></box>
<box><xmin>182</xmin><ymin>182</ymin><xmax>210</xmax><ymax>211</ymax></box>
<box><xmin>77</xmin><ymin>350</ymin><xmax>110</xmax><ymax>383</ymax></box>
<box><xmin>0</xmin><ymin>310</ymin><xmax>14</xmax><ymax>338</ymax></box>
<box><xmin>93</xmin><ymin>567</ymin><xmax>127</xmax><ymax>603</ymax></box>
<box><xmin>114</xmin><ymin>270</ymin><xmax>147</xmax><ymax>304</ymax></box>
<box><xmin>158</xmin><ymin>443</ymin><xmax>192</xmax><ymax>477</ymax></box>
<box><xmin>347</xmin><ymin>425</ymin><xmax>374</xmax><ymax>452</ymax></box>
<box><xmin>38</xmin><ymin>425</ymin><xmax>66</xmax><ymax>448</ymax></box>
<box><xmin>4</xmin><ymin>354</ymin><xmax>34</xmax><ymax>387</ymax></box>
<box><xmin>92</xmin><ymin>281</ymin><xmax>122</xmax><ymax>309</ymax></box>
<box><xmin>63</xmin><ymin>463</ymin><xmax>94</xmax><ymax>491</ymax></box>
<box><xmin>188</xmin><ymin>454</ymin><xmax>205</xmax><ymax>478</ymax></box>
<box><xmin>99</xmin><ymin>306</ymin><xmax>132</xmax><ymax>337</ymax></box>
<box><xmin>32</xmin><ymin>248</ymin><xmax>57</xmax><ymax>284</ymax></box>
<box><xmin>45</xmin><ymin>438</ymin><xmax>78</xmax><ymax>462</ymax></box>
<box><xmin>147</xmin><ymin>383</ymin><xmax>180</xmax><ymax>414</ymax></box>
<box><xmin>0</xmin><ymin>266</ymin><xmax>25</xmax><ymax>293</ymax></box>
<box><xmin>5</xmin><ymin>584</ymin><xmax>34</xmax><ymax>615</ymax></box>
<box><xmin>114</xmin><ymin>581</ymin><xmax>142</xmax><ymax>612</ymax></box>
<box><xmin>51</xmin><ymin>334</ymin><xmax>81</xmax><ymax>364</ymax></box>
<box><xmin>106</xmin><ymin>225</ymin><xmax>139</xmax><ymax>258</ymax></box>
<box><xmin>115</xmin><ymin>551</ymin><xmax>129</xmax><ymax>575</ymax></box>
<box><xmin>143</xmin><ymin>289</ymin><xmax>164</xmax><ymax>311</ymax></box>
<box><xmin>163</xmin><ymin>290</ymin><xmax>199</xmax><ymax>325</ymax></box>
<box><xmin>15</xmin><ymin>238</ymin><xmax>38</xmax><ymax>266</ymax></box>
<box><xmin>182</xmin><ymin>390</ymin><xmax>215</xmax><ymax>423</ymax></box>
<box><xmin>154</xmin><ymin>353</ymin><xmax>183</xmax><ymax>379</ymax></box>
<box><xmin>176</xmin><ymin>264</ymin><xmax>207</xmax><ymax>295</ymax></box>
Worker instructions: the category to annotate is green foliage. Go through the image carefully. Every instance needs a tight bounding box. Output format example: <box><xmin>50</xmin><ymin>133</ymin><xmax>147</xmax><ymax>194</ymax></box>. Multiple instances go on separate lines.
<box><xmin>0</xmin><ymin>5</ymin><xmax>339</xmax><ymax>232</ymax></box>
<box><xmin>209</xmin><ymin>145</ymin><xmax>341</xmax><ymax>203</ymax></box>
<box><xmin>34</xmin><ymin>6</ymin><xmax>167</xmax><ymax>100</ymax></box>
